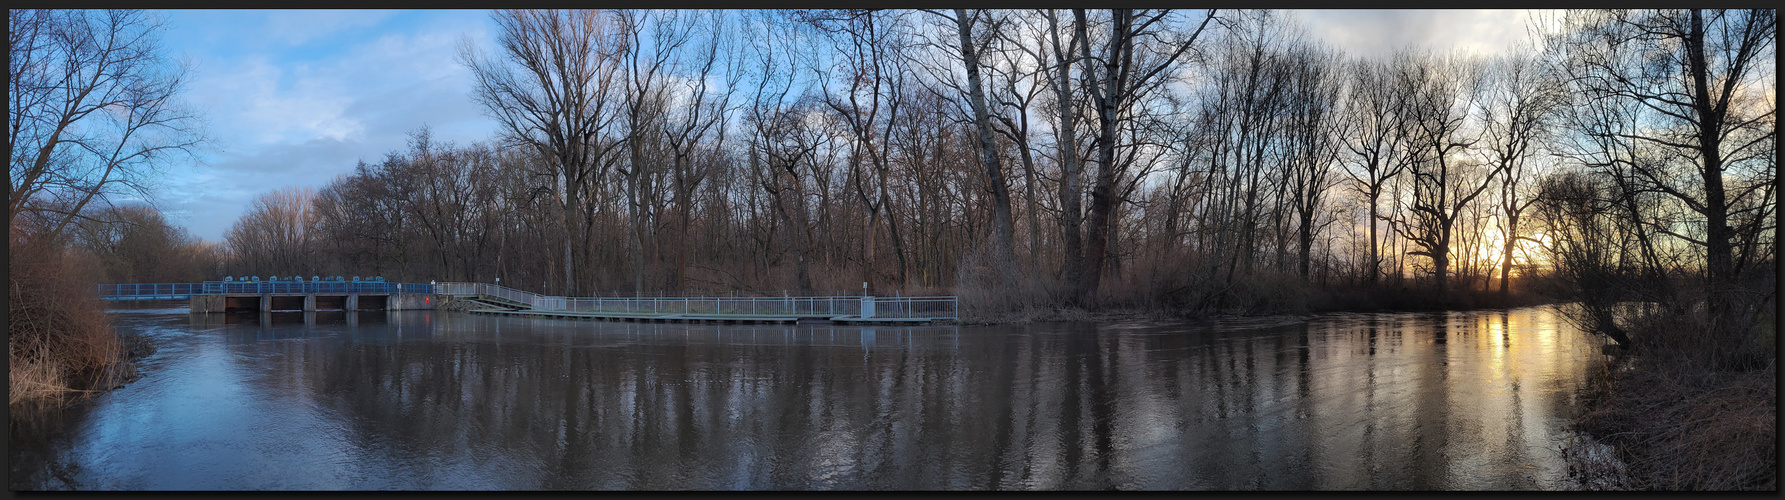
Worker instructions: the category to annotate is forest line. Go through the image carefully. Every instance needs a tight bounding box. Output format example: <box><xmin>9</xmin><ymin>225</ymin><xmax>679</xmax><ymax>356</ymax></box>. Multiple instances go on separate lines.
<box><xmin>16</xmin><ymin>9</ymin><xmax>1774</xmax><ymax>319</ymax></box>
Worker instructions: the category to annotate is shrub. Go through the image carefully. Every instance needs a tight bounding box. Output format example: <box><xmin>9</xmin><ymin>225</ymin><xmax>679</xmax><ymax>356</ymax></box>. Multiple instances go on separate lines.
<box><xmin>8</xmin><ymin>238</ymin><xmax>130</xmax><ymax>408</ymax></box>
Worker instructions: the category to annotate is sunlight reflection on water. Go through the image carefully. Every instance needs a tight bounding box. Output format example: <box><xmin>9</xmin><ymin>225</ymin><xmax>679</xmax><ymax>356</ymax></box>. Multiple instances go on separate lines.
<box><xmin>11</xmin><ymin>306</ymin><xmax>1601</xmax><ymax>490</ymax></box>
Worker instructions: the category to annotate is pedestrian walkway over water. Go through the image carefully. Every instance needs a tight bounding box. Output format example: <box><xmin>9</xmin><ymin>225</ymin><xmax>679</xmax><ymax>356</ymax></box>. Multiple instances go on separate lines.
<box><xmin>434</xmin><ymin>282</ymin><xmax>958</xmax><ymax>325</ymax></box>
<box><xmin>97</xmin><ymin>279</ymin><xmax>958</xmax><ymax>324</ymax></box>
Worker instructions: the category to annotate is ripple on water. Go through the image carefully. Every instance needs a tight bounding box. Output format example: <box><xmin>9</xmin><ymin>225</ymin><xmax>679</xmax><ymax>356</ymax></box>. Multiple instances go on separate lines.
<box><xmin>11</xmin><ymin>305</ymin><xmax>1603</xmax><ymax>490</ymax></box>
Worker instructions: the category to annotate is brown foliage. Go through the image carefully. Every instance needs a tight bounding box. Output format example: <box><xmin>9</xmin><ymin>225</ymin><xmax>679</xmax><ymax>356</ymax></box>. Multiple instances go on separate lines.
<box><xmin>1574</xmin><ymin>358</ymin><xmax>1776</xmax><ymax>490</ymax></box>
<box><xmin>1571</xmin><ymin>278</ymin><xmax>1778</xmax><ymax>490</ymax></box>
<box><xmin>8</xmin><ymin>238</ymin><xmax>129</xmax><ymax>407</ymax></box>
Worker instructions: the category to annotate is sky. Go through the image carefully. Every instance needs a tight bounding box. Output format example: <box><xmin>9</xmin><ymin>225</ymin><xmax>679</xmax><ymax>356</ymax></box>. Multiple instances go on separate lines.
<box><xmin>152</xmin><ymin>9</ymin><xmax>500</xmax><ymax>243</ymax></box>
<box><xmin>146</xmin><ymin>9</ymin><xmax>1544</xmax><ymax>243</ymax></box>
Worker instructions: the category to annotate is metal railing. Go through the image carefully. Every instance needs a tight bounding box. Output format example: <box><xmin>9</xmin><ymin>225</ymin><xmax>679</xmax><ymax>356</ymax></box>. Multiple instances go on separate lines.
<box><xmin>96</xmin><ymin>281</ymin><xmax>958</xmax><ymax>319</ymax></box>
<box><xmin>865</xmin><ymin>296</ymin><xmax>961</xmax><ymax>319</ymax></box>
<box><xmin>96</xmin><ymin>283</ymin><xmax>206</xmax><ymax>299</ymax></box>
<box><xmin>435</xmin><ymin>282</ymin><xmax>957</xmax><ymax>319</ymax></box>
<box><xmin>98</xmin><ymin>281</ymin><xmax>435</xmax><ymax>299</ymax></box>
<box><xmin>435</xmin><ymin>282</ymin><xmax>542</xmax><ymax>306</ymax></box>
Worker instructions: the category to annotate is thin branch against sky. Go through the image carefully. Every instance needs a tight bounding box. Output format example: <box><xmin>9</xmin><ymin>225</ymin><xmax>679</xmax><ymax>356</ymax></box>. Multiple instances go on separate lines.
<box><xmin>150</xmin><ymin>9</ymin><xmax>1546</xmax><ymax>243</ymax></box>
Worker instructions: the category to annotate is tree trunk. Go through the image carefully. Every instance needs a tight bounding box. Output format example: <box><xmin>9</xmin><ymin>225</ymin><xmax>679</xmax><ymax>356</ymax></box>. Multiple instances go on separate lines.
<box><xmin>1499</xmin><ymin>214</ymin><xmax>1517</xmax><ymax>297</ymax></box>
<box><xmin>954</xmin><ymin>9</ymin><xmax>1019</xmax><ymax>282</ymax></box>
<box><xmin>1367</xmin><ymin>182</ymin><xmax>1383</xmax><ymax>287</ymax></box>
<box><xmin>1687</xmin><ymin>9</ymin><xmax>1733</xmax><ymax>316</ymax></box>
<box><xmin>1076</xmin><ymin>8</ymin><xmax>1126</xmax><ymax>306</ymax></box>
<box><xmin>561</xmin><ymin>169</ymin><xmax>576</xmax><ymax>296</ymax></box>
<box><xmin>1051</xmin><ymin>10</ymin><xmax>1085</xmax><ymax>299</ymax></box>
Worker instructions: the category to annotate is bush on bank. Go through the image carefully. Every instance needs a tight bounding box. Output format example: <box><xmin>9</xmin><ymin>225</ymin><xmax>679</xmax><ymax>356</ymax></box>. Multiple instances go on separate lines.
<box><xmin>1567</xmin><ymin>275</ymin><xmax>1777</xmax><ymax>491</ymax></box>
<box><xmin>8</xmin><ymin>238</ymin><xmax>136</xmax><ymax>408</ymax></box>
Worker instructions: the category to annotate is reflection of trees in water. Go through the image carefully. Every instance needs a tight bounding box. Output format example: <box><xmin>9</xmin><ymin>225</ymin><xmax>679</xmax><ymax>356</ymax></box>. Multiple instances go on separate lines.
<box><xmin>219</xmin><ymin>309</ymin><xmax>1595</xmax><ymax>489</ymax></box>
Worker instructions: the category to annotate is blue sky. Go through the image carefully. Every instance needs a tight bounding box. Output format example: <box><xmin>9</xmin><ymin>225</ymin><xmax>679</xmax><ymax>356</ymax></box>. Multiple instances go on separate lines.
<box><xmin>154</xmin><ymin>9</ymin><xmax>500</xmax><ymax>242</ymax></box>
<box><xmin>147</xmin><ymin>9</ymin><xmax>1541</xmax><ymax>243</ymax></box>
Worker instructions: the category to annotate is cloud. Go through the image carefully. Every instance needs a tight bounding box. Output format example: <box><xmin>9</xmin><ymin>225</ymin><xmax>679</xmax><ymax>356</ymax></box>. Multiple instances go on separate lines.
<box><xmin>190</xmin><ymin>55</ymin><xmax>361</xmax><ymax>145</ymax></box>
<box><xmin>163</xmin><ymin>136</ymin><xmax>373</xmax><ymax>242</ymax></box>
<box><xmin>1295</xmin><ymin>9</ymin><xmax>1541</xmax><ymax>60</ymax></box>
<box><xmin>160</xmin><ymin>10</ymin><xmax>498</xmax><ymax>242</ymax></box>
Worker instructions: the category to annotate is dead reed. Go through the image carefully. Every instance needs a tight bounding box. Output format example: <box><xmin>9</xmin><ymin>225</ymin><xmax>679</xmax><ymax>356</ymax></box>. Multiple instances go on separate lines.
<box><xmin>8</xmin><ymin>238</ymin><xmax>130</xmax><ymax>408</ymax></box>
<box><xmin>1570</xmin><ymin>284</ymin><xmax>1778</xmax><ymax>491</ymax></box>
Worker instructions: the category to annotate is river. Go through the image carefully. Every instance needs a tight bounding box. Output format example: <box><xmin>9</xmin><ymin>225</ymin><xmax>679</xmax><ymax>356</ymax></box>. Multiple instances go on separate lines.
<box><xmin>9</xmin><ymin>305</ymin><xmax>1605</xmax><ymax>490</ymax></box>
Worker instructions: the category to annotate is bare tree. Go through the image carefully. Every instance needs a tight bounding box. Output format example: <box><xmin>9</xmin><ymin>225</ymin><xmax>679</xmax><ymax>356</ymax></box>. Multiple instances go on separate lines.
<box><xmin>1337</xmin><ymin>55</ymin><xmax>1416</xmax><ymax>287</ymax></box>
<box><xmin>224</xmin><ymin>187</ymin><xmax>318</xmax><ymax>277</ymax></box>
<box><xmin>1393</xmin><ymin>52</ymin><xmax>1491</xmax><ymax>301</ymax></box>
<box><xmin>803</xmin><ymin>9</ymin><xmax>911</xmax><ymax>293</ymax></box>
<box><xmin>1041</xmin><ymin>9</ymin><xmax>1089</xmax><ymax>296</ymax></box>
<box><xmin>1475</xmin><ymin>47</ymin><xmax>1562</xmax><ymax>296</ymax></box>
<box><xmin>71</xmin><ymin>203</ymin><xmax>215</xmax><ymax>282</ymax></box>
<box><xmin>658</xmin><ymin>11</ymin><xmax>735</xmax><ymax>293</ymax></box>
<box><xmin>1074</xmin><ymin>8</ymin><xmax>1216</xmax><ymax>304</ymax></box>
<box><xmin>912</xmin><ymin>9</ymin><xmax>1021</xmax><ymax>282</ymax></box>
<box><xmin>1551</xmin><ymin>9</ymin><xmax>1777</xmax><ymax>315</ymax></box>
<box><xmin>1532</xmin><ymin>170</ymin><xmax>1634</xmax><ymax>347</ymax></box>
<box><xmin>460</xmin><ymin>9</ymin><xmax>627</xmax><ymax>295</ymax></box>
<box><xmin>8</xmin><ymin>9</ymin><xmax>203</xmax><ymax>242</ymax></box>
<box><xmin>1281</xmin><ymin>44</ymin><xmax>1346</xmax><ymax>280</ymax></box>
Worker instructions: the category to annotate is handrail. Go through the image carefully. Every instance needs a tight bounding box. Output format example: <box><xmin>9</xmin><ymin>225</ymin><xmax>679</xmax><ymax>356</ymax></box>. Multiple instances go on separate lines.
<box><xmin>98</xmin><ymin>281</ymin><xmax>436</xmax><ymax>297</ymax></box>
<box><xmin>434</xmin><ymin>282</ymin><xmax>958</xmax><ymax>319</ymax></box>
<box><xmin>97</xmin><ymin>281</ymin><xmax>959</xmax><ymax>319</ymax></box>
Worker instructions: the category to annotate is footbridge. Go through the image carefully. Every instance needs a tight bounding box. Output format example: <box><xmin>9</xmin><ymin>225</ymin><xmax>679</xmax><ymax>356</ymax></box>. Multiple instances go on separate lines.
<box><xmin>97</xmin><ymin>279</ymin><xmax>958</xmax><ymax>324</ymax></box>
<box><xmin>434</xmin><ymin>282</ymin><xmax>957</xmax><ymax>325</ymax></box>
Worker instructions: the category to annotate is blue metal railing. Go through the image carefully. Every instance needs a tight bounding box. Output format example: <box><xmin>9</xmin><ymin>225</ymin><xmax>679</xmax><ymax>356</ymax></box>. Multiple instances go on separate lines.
<box><xmin>98</xmin><ymin>281</ymin><xmax>435</xmax><ymax>299</ymax></box>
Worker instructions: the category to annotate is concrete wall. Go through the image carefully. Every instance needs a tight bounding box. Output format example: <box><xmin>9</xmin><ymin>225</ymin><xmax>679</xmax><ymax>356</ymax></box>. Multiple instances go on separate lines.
<box><xmin>191</xmin><ymin>295</ymin><xmax>227</xmax><ymax>314</ymax></box>
<box><xmin>386</xmin><ymin>293</ymin><xmax>444</xmax><ymax>311</ymax></box>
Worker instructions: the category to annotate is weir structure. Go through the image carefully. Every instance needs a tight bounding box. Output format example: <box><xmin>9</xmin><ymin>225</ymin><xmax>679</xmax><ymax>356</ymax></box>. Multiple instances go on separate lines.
<box><xmin>97</xmin><ymin>279</ymin><xmax>958</xmax><ymax>324</ymax></box>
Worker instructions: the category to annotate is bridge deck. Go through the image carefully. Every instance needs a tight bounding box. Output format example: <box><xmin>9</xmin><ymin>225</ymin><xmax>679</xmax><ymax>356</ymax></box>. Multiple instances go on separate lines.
<box><xmin>469</xmin><ymin>308</ymin><xmax>949</xmax><ymax>325</ymax></box>
<box><xmin>102</xmin><ymin>294</ymin><xmax>192</xmax><ymax>301</ymax></box>
<box><xmin>95</xmin><ymin>281</ymin><xmax>959</xmax><ymax>323</ymax></box>
<box><xmin>469</xmin><ymin>308</ymin><xmax>804</xmax><ymax>324</ymax></box>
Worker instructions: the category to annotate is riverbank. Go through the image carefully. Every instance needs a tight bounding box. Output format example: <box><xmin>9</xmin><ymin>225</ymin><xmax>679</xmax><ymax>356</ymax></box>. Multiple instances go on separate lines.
<box><xmin>7</xmin><ymin>241</ymin><xmax>148</xmax><ymax>409</ymax></box>
<box><xmin>957</xmin><ymin>288</ymin><xmax>1564</xmax><ymax>326</ymax></box>
<box><xmin>1565</xmin><ymin>303</ymin><xmax>1777</xmax><ymax>490</ymax></box>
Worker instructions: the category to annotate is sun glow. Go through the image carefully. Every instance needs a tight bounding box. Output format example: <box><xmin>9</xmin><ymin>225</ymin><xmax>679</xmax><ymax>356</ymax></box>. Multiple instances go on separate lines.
<box><xmin>1475</xmin><ymin>226</ymin><xmax>1549</xmax><ymax>281</ymax></box>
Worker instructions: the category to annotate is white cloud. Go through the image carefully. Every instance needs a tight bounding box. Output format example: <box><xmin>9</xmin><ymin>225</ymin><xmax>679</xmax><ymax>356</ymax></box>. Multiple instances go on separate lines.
<box><xmin>160</xmin><ymin>10</ymin><xmax>499</xmax><ymax>242</ymax></box>
<box><xmin>1293</xmin><ymin>9</ymin><xmax>1542</xmax><ymax>60</ymax></box>
<box><xmin>199</xmin><ymin>56</ymin><xmax>362</xmax><ymax>144</ymax></box>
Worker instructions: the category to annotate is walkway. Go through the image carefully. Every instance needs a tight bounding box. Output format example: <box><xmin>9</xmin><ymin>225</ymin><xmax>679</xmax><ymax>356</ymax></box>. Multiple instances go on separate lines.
<box><xmin>435</xmin><ymin>282</ymin><xmax>958</xmax><ymax>325</ymax></box>
<box><xmin>96</xmin><ymin>280</ymin><xmax>959</xmax><ymax>324</ymax></box>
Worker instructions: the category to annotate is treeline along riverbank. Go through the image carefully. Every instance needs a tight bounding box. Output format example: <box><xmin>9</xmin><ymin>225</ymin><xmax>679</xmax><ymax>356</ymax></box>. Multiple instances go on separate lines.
<box><xmin>8</xmin><ymin>8</ymin><xmax>1773</xmax><ymax>489</ymax></box>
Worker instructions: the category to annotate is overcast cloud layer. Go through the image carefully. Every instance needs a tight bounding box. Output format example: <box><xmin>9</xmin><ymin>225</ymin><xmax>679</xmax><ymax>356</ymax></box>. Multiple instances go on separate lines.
<box><xmin>150</xmin><ymin>9</ymin><xmax>1540</xmax><ymax>243</ymax></box>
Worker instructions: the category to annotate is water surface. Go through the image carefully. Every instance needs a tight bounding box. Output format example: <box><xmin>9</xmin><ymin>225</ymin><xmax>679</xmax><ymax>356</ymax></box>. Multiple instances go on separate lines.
<box><xmin>9</xmin><ymin>305</ymin><xmax>1603</xmax><ymax>490</ymax></box>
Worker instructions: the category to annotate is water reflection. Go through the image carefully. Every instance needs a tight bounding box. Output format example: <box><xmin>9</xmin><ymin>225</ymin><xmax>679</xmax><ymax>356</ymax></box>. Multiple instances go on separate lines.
<box><xmin>10</xmin><ymin>307</ymin><xmax>1600</xmax><ymax>490</ymax></box>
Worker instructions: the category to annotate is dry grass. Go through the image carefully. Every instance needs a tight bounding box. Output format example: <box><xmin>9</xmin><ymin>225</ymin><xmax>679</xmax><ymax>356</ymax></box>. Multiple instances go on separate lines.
<box><xmin>954</xmin><ymin>245</ymin><xmax>1062</xmax><ymax>322</ymax></box>
<box><xmin>9</xmin><ymin>238</ymin><xmax>131</xmax><ymax>408</ymax></box>
<box><xmin>1574</xmin><ymin>359</ymin><xmax>1776</xmax><ymax>490</ymax></box>
<box><xmin>1569</xmin><ymin>281</ymin><xmax>1778</xmax><ymax>491</ymax></box>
